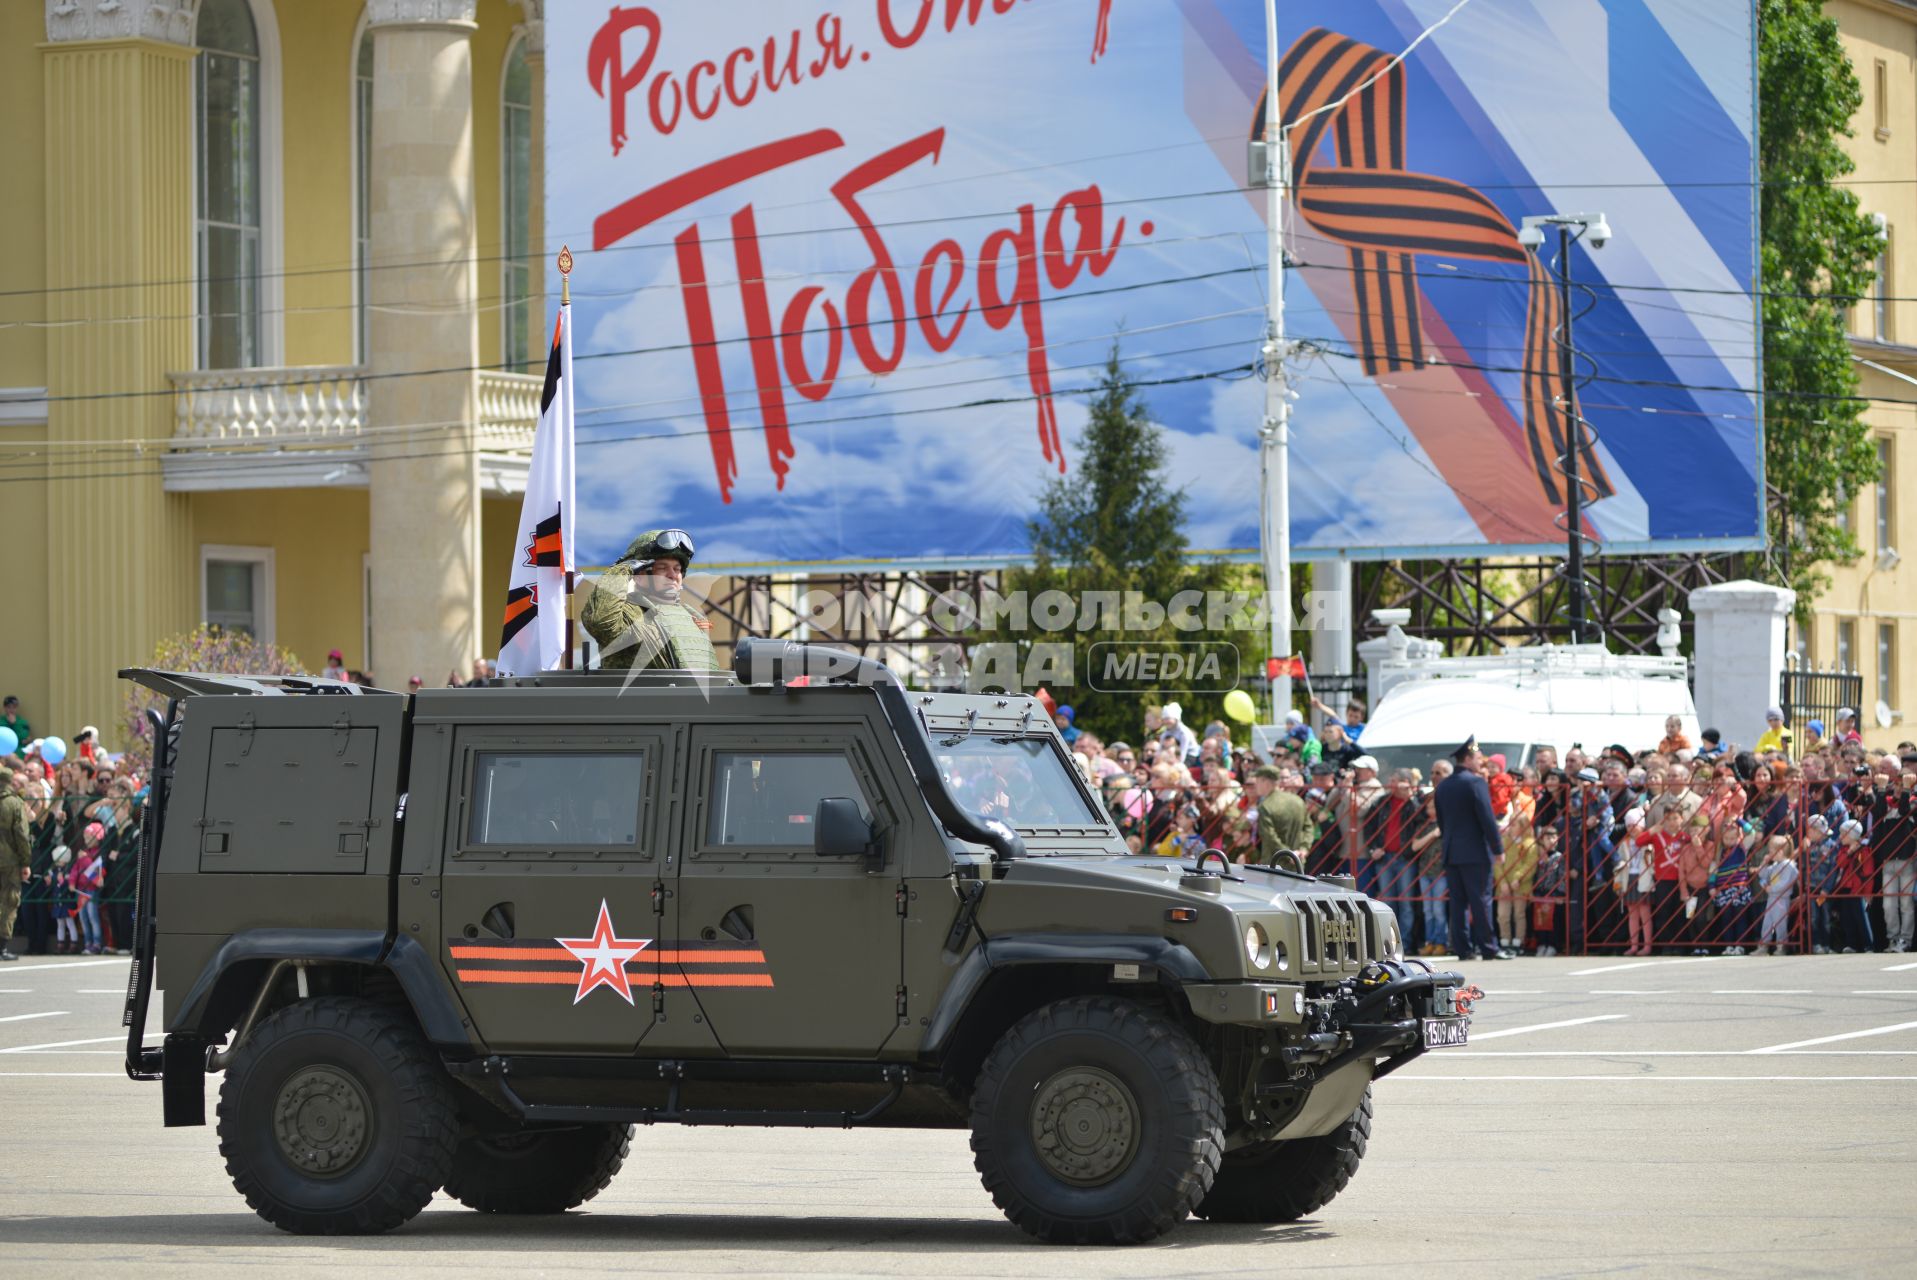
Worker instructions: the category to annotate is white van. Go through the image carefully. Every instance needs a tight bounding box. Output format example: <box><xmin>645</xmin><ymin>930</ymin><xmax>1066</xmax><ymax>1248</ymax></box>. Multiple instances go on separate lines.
<box><xmin>1352</xmin><ymin>642</ymin><xmax>1699</xmax><ymax>778</ymax></box>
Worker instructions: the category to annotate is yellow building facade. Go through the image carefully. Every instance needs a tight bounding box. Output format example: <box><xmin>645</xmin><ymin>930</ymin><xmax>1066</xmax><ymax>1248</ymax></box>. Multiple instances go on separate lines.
<box><xmin>1</xmin><ymin>0</ymin><xmax>544</xmax><ymax>741</ymax></box>
<box><xmin>1829</xmin><ymin>0</ymin><xmax>1917</xmax><ymax>748</ymax></box>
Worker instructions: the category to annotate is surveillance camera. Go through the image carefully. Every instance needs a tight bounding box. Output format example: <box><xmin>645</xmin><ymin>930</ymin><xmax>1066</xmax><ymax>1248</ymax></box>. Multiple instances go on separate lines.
<box><xmin>1516</xmin><ymin>224</ymin><xmax>1544</xmax><ymax>248</ymax></box>
<box><xmin>1586</xmin><ymin>216</ymin><xmax>1612</xmax><ymax>248</ymax></box>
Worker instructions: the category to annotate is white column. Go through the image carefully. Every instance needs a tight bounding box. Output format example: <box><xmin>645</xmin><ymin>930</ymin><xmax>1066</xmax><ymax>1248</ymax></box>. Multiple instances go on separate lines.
<box><xmin>1310</xmin><ymin>560</ymin><xmax>1353</xmax><ymax>725</ymax></box>
<box><xmin>1688</xmin><ymin>580</ymin><xmax>1796</xmax><ymax>743</ymax></box>
<box><xmin>364</xmin><ymin>0</ymin><xmax>481</xmax><ymax>686</ymax></box>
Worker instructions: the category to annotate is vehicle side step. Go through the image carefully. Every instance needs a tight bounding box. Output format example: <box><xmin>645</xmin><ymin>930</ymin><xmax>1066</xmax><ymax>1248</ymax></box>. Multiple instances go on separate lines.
<box><xmin>446</xmin><ymin>1057</ymin><xmax>909</xmax><ymax>1129</ymax></box>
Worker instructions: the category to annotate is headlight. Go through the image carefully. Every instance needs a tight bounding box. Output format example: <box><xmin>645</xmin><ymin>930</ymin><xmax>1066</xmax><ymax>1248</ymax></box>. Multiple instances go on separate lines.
<box><xmin>1273</xmin><ymin>940</ymin><xmax>1289</xmax><ymax>972</ymax></box>
<box><xmin>1245</xmin><ymin>922</ymin><xmax>1271</xmax><ymax>970</ymax></box>
<box><xmin>1383</xmin><ymin>916</ymin><xmax>1404</xmax><ymax>962</ymax></box>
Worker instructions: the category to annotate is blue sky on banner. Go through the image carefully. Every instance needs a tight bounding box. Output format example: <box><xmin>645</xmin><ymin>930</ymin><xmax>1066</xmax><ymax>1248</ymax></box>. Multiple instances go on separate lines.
<box><xmin>545</xmin><ymin>0</ymin><xmax>1759</xmax><ymax>570</ymax></box>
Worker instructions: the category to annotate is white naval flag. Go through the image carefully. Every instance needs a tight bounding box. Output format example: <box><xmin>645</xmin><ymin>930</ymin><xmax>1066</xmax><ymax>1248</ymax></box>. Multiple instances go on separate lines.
<box><xmin>496</xmin><ymin>302</ymin><xmax>576</xmax><ymax>675</ymax></box>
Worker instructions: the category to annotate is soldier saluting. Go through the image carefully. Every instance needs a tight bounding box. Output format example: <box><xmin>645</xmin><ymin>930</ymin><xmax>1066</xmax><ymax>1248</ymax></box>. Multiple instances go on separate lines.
<box><xmin>581</xmin><ymin>528</ymin><xmax>721</xmax><ymax>672</ymax></box>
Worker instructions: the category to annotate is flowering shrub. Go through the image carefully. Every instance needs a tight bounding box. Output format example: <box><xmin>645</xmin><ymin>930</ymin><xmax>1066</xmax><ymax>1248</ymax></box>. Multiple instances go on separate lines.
<box><xmin>119</xmin><ymin>626</ymin><xmax>306</xmax><ymax>776</ymax></box>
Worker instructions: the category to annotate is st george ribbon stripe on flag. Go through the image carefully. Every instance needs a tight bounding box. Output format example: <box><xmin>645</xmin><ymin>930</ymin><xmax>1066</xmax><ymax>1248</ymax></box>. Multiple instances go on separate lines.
<box><xmin>496</xmin><ymin>303</ymin><xmax>577</xmax><ymax>675</ymax></box>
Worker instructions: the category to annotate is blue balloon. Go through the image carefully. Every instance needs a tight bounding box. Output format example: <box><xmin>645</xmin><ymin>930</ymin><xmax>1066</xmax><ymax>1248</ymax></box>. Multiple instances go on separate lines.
<box><xmin>40</xmin><ymin>736</ymin><xmax>66</xmax><ymax>767</ymax></box>
<box><xmin>0</xmin><ymin>726</ymin><xmax>16</xmax><ymax>756</ymax></box>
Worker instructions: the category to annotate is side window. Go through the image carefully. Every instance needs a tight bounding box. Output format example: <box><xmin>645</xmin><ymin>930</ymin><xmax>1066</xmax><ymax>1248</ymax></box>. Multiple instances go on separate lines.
<box><xmin>706</xmin><ymin>751</ymin><xmax>869</xmax><ymax>847</ymax></box>
<box><xmin>467</xmin><ymin>751</ymin><xmax>645</xmax><ymax>848</ymax></box>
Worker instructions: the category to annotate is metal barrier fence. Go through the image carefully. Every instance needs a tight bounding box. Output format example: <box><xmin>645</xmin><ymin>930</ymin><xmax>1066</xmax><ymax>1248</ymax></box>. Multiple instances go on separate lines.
<box><xmin>1095</xmin><ymin>769</ymin><xmax>1916</xmax><ymax>956</ymax></box>
<box><xmin>1779</xmin><ymin>668</ymin><xmax>1864</xmax><ymax>748</ymax></box>
<box><xmin>12</xmin><ymin>794</ymin><xmax>140</xmax><ymax>954</ymax></box>
<box><xmin>13</xmin><ymin>772</ymin><xmax>1915</xmax><ymax>957</ymax></box>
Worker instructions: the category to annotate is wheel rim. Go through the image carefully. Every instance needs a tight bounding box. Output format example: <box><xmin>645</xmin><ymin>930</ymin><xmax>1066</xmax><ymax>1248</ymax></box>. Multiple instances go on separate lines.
<box><xmin>1029</xmin><ymin>1065</ymin><xmax>1140</xmax><ymax>1186</ymax></box>
<box><xmin>272</xmin><ymin>1066</ymin><xmax>374</xmax><ymax>1177</ymax></box>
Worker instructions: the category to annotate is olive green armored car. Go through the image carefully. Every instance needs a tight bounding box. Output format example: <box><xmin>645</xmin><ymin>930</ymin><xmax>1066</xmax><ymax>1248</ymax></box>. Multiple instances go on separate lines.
<box><xmin>119</xmin><ymin>640</ymin><xmax>1471</xmax><ymax>1244</ymax></box>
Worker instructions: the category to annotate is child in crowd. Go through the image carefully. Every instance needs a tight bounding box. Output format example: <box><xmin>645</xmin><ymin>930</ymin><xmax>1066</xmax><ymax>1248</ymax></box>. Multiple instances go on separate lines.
<box><xmin>1496</xmin><ymin>807</ymin><xmax>1539</xmax><ymax>955</ymax></box>
<box><xmin>50</xmin><ymin>844</ymin><xmax>78</xmax><ymax>954</ymax></box>
<box><xmin>1643</xmin><ymin>805</ymin><xmax>1691</xmax><ymax>955</ymax></box>
<box><xmin>1709</xmin><ymin>821</ymin><xmax>1757</xmax><ymax>956</ymax></box>
<box><xmin>1530</xmin><ymin>824</ymin><xmax>1566</xmax><ymax>957</ymax></box>
<box><xmin>1754</xmin><ymin>834</ymin><xmax>1799</xmax><ymax>956</ymax></box>
<box><xmin>69</xmin><ymin>821</ymin><xmax>106</xmax><ymax>956</ymax></box>
<box><xmin>1486</xmin><ymin>753</ymin><xmax>1514</xmax><ymax>821</ymax></box>
<box><xmin>1679</xmin><ymin>815</ymin><xmax>1716</xmax><ymax>954</ymax></box>
<box><xmin>1804</xmin><ymin>814</ymin><xmax>1840</xmax><ymax>954</ymax></box>
<box><xmin>1615</xmin><ymin>807</ymin><xmax>1656</xmax><ymax>956</ymax></box>
<box><xmin>1832</xmin><ymin>819</ymin><xmax>1875</xmax><ymax>953</ymax></box>
<box><xmin>1152</xmin><ymin>804</ymin><xmax>1207</xmax><ymax>860</ymax></box>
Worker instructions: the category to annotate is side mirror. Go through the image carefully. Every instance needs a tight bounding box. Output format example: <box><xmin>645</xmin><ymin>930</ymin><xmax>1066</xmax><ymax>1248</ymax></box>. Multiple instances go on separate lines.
<box><xmin>814</xmin><ymin>797</ymin><xmax>878</xmax><ymax>868</ymax></box>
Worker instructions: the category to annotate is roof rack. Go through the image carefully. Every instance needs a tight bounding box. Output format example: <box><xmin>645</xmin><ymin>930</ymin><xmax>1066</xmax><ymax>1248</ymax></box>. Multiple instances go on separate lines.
<box><xmin>118</xmin><ymin>669</ymin><xmax>399</xmax><ymax>700</ymax></box>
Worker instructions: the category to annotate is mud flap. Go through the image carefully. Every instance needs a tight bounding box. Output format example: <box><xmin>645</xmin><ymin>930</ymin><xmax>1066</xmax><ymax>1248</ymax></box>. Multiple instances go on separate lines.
<box><xmin>162</xmin><ymin>1034</ymin><xmax>208</xmax><ymax>1127</ymax></box>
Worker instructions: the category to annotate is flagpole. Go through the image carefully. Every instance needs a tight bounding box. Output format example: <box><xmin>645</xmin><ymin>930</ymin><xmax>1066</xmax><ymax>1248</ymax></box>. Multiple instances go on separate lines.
<box><xmin>559</xmin><ymin>245</ymin><xmax>576</xmax><ymax>671</ymax></box>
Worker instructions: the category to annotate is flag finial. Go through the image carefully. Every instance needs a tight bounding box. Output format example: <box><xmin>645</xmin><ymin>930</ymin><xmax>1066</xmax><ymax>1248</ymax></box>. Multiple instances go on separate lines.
<box><xmin>558</xmin><ymin>245</ymin><xmax>573</xmax><ymax>305</ymax></box>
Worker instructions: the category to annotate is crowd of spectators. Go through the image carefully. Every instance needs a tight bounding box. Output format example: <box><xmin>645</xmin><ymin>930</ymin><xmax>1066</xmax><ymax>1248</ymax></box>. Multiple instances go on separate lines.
<box><xmin>6</xmin><ymin>683</ymin><xmax>1914</xmax><ymax>960</ymax></box>
<box><xmin>3</xmin><ymin>697</ymin><xmax>143</xmax><ymax>959</ymax></box>
<box><xmin>1058</xmin><ymin>699</ymin><xmax>1917</xmax><ymax>958</ymax></box>
<box><xmin>0</xmin><ymin>656</ymin><xmax>504</xmax><ymax>959</ymax></box>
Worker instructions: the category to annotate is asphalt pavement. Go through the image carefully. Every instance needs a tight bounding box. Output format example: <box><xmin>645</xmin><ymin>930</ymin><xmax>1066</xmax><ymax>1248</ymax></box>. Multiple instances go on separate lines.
<box><xmin>1</xmin><ymin>951</ymin><xmax>1914</xmax><ymax>1278</ymax></box>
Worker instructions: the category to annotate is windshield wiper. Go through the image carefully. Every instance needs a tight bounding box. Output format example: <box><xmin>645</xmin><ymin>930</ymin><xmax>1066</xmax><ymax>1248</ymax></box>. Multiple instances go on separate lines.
<box><xmin>938</xmin><ymin>708</ymin><xmax>979</xmax><ymax>747</ymax></box>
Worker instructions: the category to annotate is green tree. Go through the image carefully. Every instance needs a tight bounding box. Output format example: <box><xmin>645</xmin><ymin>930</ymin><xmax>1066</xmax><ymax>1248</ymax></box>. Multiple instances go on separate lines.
<box><xmin>1759</xmin><ymin>0</ymin><xmax>1884</xmax><ymax>606</ymax></box>
<box><xmin>976</xmin><ymin>346</ymin><xmax>1264</xmax><ymax>745</ymax></box>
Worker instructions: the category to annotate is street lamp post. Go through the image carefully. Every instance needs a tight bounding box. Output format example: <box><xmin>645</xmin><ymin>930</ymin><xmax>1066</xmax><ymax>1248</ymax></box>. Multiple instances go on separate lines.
<box><xmin>1518</xmin><ymin>212</ymin><xmax>1612</xmax><ymax>646</ymax></box>
<box><xmin>1259</xmin><ymin>2</ymin><xmax>1293</xmax><ymax>725</ymax></box>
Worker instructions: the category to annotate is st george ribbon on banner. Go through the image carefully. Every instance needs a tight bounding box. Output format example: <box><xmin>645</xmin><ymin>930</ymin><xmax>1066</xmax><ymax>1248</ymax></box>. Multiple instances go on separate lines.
<box><xmin>497</xmin><ymin>297</ymin><xmax>577</xmax><ymax>675</ymax></box>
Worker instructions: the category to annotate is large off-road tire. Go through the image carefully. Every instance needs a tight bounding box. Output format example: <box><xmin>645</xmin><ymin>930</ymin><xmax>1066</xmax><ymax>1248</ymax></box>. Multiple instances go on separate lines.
<box><xmin>216</xmin><ymin>997</ymin><xmax>459</xmax><ymax>1234</ymax></box>
<box><xmin>970</xmin><ymin>995</ymin><xmax>1224</xmax><ymax>1245</ymax></box>
<box><xmin>443</xmin><ymin>1123</ymin><xmax>633</xmax><ymax>1213</ymax></box>
<box><xmin>1192</xmin><ymin>1087</ymin><xmax>1372</xmax><ymax>1223</ymax></box>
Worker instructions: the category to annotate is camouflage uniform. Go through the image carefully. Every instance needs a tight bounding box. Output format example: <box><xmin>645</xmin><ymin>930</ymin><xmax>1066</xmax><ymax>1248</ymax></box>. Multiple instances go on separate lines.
<box><xmin>581</xmin><ymin>530</ymin><xmax>721</xmax><ymax>672</ymax></box>
<box><xmin>0</xmin><ymin>779</ymin><xmax>28</xmax><ymax>955</ymax></box>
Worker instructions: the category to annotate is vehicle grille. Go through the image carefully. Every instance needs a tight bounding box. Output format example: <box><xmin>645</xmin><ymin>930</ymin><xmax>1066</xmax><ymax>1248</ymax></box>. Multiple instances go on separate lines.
<box><xmin>1299</xmin><ymin>896</ymin><xmax>1371</xmax><ymax>974</ymax></box>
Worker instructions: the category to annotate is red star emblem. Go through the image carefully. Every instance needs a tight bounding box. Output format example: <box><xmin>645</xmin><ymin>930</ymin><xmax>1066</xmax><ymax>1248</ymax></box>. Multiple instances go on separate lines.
<box><xmin>554</xmin><ymin>899</ymin><xmax>651</xmax><ymax>1005</ymax></box>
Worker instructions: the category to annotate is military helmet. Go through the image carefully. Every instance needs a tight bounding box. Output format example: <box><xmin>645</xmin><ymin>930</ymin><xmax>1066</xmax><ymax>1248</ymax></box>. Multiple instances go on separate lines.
<box><xmin>619</xmin><ymin>528</ymin><xmax>696</xmax><ymax>569</ymax></box>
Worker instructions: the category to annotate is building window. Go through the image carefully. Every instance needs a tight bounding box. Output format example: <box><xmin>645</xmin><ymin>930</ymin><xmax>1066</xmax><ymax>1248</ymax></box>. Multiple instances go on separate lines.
<box><xmin>1875</xmin><ymin>220</ymin><xmax>1893</xmax><ymax>343</ymax></box>
<box><xmin>354</xmin><ymin>27</ymin><xmax>373</xmax><ymax>363</ymax></box>
<box><xmin>1836</xmin><ymin>480</ymin><xmax>1852</xmax><ymax>538</ymax></box>
<box><xmin>197</xmin><ymin>0</ymin><xmax>264</xmax><ymax>370</ymax></box>
<box><xmin>1838</xmin><ymin>619</ymin><xmax>1856</xmax><ymax>674</ymax></box>
<box><xmin>1878</xmin><ymin>436</ymin><xmax>1896</xmax><ymax>553</ymax></box>
<box><xmin>1880</xmin><ymin>623</ymin><xmax>1898</xmax><ymax>710</ymax></box>
<box><xmin>201</xmin><ymin>545</ymin><xmax>274</xmax><ymax>643</ymax></box>
<box><xmin>1876</xmin><ymin>59</ymin><xmax>1892</xmax><ymax>140</ymax></box>
<box><xmin>503</xmin><ymin>38</ymin><xmax>536</xmax><ymax>371</ymax></box>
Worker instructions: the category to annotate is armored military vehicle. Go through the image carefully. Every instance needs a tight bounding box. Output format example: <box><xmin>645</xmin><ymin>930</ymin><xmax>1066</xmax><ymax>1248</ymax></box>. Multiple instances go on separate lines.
<box><xmin>119</xmin><ymin>640</ymin><xmax>1472</xmax><ymax>1244</ymax></box>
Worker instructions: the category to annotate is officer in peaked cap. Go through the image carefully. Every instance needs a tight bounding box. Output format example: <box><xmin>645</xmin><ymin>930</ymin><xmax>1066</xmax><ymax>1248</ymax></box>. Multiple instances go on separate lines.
<box><xmin>1434</xmin><ymin>735</ymin><xmax>1502</xmax><ymax>961</ymax></box>
<box><xmin>581</xmin><ymin>528</ymin><xmax>721</xmax><ymax>672</ymax></box>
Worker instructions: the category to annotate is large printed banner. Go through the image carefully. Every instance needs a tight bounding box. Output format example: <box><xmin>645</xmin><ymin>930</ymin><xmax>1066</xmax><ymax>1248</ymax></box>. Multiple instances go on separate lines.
<box><xmin>548</xmin><ymin>0</ymin><xmax>1761</xmax><ymax>570</ymax></box>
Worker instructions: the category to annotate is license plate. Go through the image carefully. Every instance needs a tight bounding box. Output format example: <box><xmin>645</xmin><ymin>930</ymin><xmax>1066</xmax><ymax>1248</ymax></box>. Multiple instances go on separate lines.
<box><xmin>1422</xmin><ymin>1017</ymin><xmax>1468</xmax><ymax>1049</ymax></box>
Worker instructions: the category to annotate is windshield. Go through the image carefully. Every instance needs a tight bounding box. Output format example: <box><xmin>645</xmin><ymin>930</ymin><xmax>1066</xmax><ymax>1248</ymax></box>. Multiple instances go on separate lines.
<box><xmin>935</xmin><ymin>736</ymin><xmax>1101</xmax><ymax>826</ymax></box>
<box><xmin>1360</xmin><ymin>742</ymin><xmax>1534</xmax><ymax>779</ymax></box>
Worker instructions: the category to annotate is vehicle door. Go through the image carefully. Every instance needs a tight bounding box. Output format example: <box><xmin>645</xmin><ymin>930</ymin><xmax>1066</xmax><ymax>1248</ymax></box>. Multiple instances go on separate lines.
<box><xmin>674</xmin><ymin>723</ymin><xmax>904</xmax><ymax>1057</ymax></box>
<box><xmin>438</xmin><ymin>725</ymin><xmax>716</xmax><ymax>1055</ymax></box>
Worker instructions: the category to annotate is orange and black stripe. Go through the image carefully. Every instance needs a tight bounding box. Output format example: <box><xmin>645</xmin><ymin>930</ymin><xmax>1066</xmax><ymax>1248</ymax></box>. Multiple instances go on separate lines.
<box><xmin>523</xmin><ymin>508</ymin><xmax>565</xmax><ymax>568</ymax></box>
<box><xmin>1260</xmin><ymin>27</ymin><xmax>1614</xmax><ymax>506</ymax></box>
<box><xmin>448</xmin><ymin>937</ymin><xmax>775</xmax><ymax>989</ymax></box>
<box><xmin>499</xmin><ymin>584</ymin><xmax>538</xmax><ymax>648</ymax></box>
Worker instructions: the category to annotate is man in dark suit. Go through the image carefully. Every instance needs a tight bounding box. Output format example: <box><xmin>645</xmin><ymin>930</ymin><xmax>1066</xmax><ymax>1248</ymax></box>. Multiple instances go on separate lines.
<box><xmin>1435</xmin><ymin>736</ymin><xmax>1502</xmax><ymax>961</ymax></box>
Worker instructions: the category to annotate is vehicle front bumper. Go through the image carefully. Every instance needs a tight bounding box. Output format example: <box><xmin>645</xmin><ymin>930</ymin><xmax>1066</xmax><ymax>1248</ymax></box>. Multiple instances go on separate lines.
<box><xmin>1184</xmin><ymin>960</ymin><xmax>1474</xmax><ymax>1069</ymax></box>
